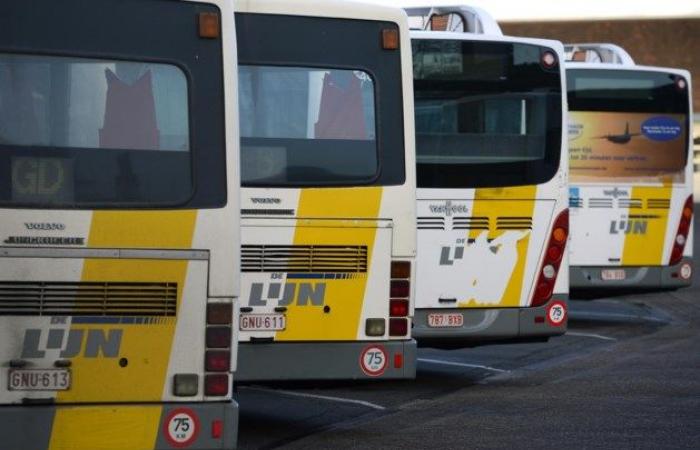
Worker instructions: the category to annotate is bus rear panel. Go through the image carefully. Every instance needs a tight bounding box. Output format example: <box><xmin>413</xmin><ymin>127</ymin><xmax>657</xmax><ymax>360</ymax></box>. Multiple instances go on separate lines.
<box><xmin>568</xmin><ymin>67</ymin><xmax>694</xmax><ymax>289</ymax></box>
<box><xmin>234</xmin><ymin>3</ymin><xmax>417</xmax><ymax>381</ymax></box>
<box><xmin>411</xmin><ymin>34</ymin><xmax>569</xmax><ymax>347</ymax></box>
<box><xmin>0</xmin><ymin>1</ymin><xmax>240</xmax><ymax>448</ymax></box>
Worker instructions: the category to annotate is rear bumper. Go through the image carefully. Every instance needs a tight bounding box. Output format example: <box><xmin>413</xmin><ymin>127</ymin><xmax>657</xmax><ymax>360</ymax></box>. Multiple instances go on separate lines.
<box><xmin>0</xmin><ymin>401</ymin><xmax>238</xmax><ymax>450</ymax></box>
<box><xmin>570</xmin><ymin>257</ymin><xmax>693</xmax><ymax>289</ymax></box>
<box><xmin>235</xmin><ymin>339</ymin><xmax>417</xmax><ymax>382</ymax></box>
<box><xmin>412</xmin><ymin>296</ymin><xmax>568</xmax><ymax>348</ymax></box>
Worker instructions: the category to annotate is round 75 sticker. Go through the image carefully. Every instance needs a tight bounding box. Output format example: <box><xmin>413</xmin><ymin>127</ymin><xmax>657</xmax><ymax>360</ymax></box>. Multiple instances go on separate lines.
<box><xmin>546</xmin><ymin>300</ymin><xmax>567</xmax><ymax>327</ymax></box>
<box><xmin>164</xmin><ymin>408</ymin><xmax>200</xmax><ymax>448</ymax></box>
<box><xmin>360</xmin><ymin>345</ymin><xmax>387</xmax><ymax>377</ymax></box>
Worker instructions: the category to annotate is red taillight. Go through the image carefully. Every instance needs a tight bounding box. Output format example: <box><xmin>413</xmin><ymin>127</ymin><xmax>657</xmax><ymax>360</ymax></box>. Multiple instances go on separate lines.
<box><xmin>390</xmin><ymin>299</ymin><xmax>409</xmax><ymax>317</ymax></box>
<box><xmin>390</xmin><ymin>280</ymin><xmax>409</xmax><ymax>298</ymax></box>
<box><xmin>206</xmin><ymin>327</ymin><xmax>232</xmax><ymax>348</ymax></box>
<box><xmin>207</xmin><ymin>303</ymin><xmax>232</xmax><ymax>325</ymax></box>
<box><xmin>205</xmin><ymin>374</ymin><xmax>229</xmax><ymax>396</ymax></box>
<box><xmin>391</xmin><ymin>261</ymin><xmax>411</xmax><ymax>279</ymax></box>
<box><xmin>389</xmin><ymin>318</ymin><xmax>408</xmax><ymax>336</ymax></box>
<box><xmin>670</xmin><ymin>195</ymin><xmax>693</xmax><ymax>266</ymax></box>
<box><xmin>205</xmin><ymin>350</ymin><xmax>231</xmax><ymax>372</ymax></box>
<box><xmin>212</xmin><ymin>420</ymin><xmax>223</xmax><ymax>439</ymax></box>
<box><xmin>532</xmin><ymin>209</ymin><xmax>568</xmax><ymax>307</ymax></box>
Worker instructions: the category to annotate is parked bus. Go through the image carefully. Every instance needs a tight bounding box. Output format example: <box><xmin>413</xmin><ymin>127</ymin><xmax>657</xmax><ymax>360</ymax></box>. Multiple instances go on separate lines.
<box><xmin>566</xmin><ymin>43</ymin><xmax>694</xmax><ymax>289</ymax></box>
<box><xmin>0</xmin><ymin>0</ymin><xmax>241</xmax><ymax>448</ymax></box>
<box><xmin>406</xmin><ymin>6</ymin><xmax>570</xmax><ymax>347</ymax></box>
<box><xmin>235</xmin><ymin>0</ymin><xmax>417</xmax><ymax>381</ymax></box>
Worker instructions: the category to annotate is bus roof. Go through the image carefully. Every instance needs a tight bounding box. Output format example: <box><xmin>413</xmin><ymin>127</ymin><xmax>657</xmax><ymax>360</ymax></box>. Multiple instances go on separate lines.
<box><xmin>234</xmin><ymin>0</ymin><xmax>409</xmax><ymax>24</ymax></box>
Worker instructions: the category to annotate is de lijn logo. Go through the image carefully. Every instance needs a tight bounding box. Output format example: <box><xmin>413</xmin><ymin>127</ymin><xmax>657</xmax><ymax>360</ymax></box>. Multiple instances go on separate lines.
<box><xmin>641</xmin><ymin>116</ymin><xmax>682</xmax><ymax>142</ymax></box>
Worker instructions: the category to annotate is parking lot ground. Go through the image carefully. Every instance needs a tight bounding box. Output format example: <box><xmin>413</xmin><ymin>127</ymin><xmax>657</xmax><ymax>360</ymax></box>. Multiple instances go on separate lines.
<box><xmin>236</xmin><ymin>212</ymin><xmax>700</xmax><ymax>449</ymax></box>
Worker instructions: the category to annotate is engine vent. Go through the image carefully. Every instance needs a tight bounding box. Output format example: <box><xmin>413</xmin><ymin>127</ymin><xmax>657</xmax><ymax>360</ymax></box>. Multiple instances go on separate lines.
<box><xmin>452</xmin><ymin>216</ymin><xmax>489</xmax><ymax>230</ymax></box>
<box><xmin>496</xmin><ymin>217</ymin><xmax>533</xmax><ymax>230</ymax></box>
<box><xmin>619</xmin><ymin>198</ymin><xmax>643</xmax><ymax>209</ymax></box>
<box><xmin>588</xmin><ymin>198</ymin><xmax>613</xmax><ymax>208</ymax></box>
<box><xmin>0</xmin><ymin>282</ymin><xmax>177</xmax><ymax>316</ymax></box>
<box><xmin>647</xmin><ymin>198</ymin><xmax>671</xmax><ymax>210</ymax></box>
<box><xmin>569</xmin><ymin>197</ymin><xmax>583</xmax><ymax>208</ymax></box>
<box><xmin>417</xmin><ymin>216</ymin><xmax>445</xmax><ymax>230</ymax></box>
<box><xmin>242</xmin><ymin>245</ymin><xmax>368</xmax><ymax>273</ymax></box>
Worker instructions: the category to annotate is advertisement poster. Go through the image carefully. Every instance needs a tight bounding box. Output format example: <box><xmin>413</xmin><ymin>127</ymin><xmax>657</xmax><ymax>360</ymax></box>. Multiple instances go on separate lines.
<box><xmin>568</xmin><ymin>111</ymin><xmax>687</xmax><ymax>183</ymax></box>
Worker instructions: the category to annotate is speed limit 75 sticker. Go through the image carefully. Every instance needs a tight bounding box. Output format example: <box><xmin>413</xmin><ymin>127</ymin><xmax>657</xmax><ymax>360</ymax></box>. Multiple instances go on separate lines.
<box><xmin>359</xmin><ymin>345</ymin><xmax>387</xmax><ymax>377</ymax></box>
<box><xmin>546</xmin><ymin>300</ymin><xmax>567</xmax><ymax>327</ymax></box>
<box><xmin>164</xmin><ymin>408</ymin><xmax>200</xmax><ymax>448</ymax></box>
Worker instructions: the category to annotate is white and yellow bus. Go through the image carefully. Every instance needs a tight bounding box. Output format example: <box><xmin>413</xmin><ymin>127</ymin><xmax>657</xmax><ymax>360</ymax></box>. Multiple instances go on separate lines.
<box><xmin>234</xmin><ymin>0</ymin><xmax>417</xmax><ymax>381</ymax></box>
<box><xmin>0</xmin><ymin>0</ymin><xmax>241</xmax><ymax>448</ymax></box>
<box><xmin>566</xmin><ymin>43</ymin><xmax>694</xmax><ymax>289</ymax></box>
<box><xmin>406</xmin><ymin>6</ymin><xmax>570</xmax><ymax>347</ymax></box>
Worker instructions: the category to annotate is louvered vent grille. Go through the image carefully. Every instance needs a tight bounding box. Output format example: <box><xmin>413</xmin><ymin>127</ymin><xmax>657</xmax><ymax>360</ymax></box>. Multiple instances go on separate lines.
<box><xmin>647</xmin><ymin>198</ymin><xmax>671</xmax><ymax>209</ymax></box>
<box><xmin>589</xmin><ymin>198</ymin><xmax>613</xmax><ymax>208</ymax></box>
<box><xmin>242</xmin><ymin>245</ymin><xmax>368</xmax><ymax>273</ymax></box>
<box><xmin>619</xmin><ymin>198</ymin><xmax>643</xmax><ymax>209</ymax></box>
<box><xmin>496</xmin><ymin>217</ymin><xmax>533</xmax><ymax>230</ymax></box>
<box><xmin>0</xmin><ymin>282</ymin><xmax>177</xmax><ymax>316</ymax></box>
<box><xmin>452</xmin><ymin>217</ymin><xmax>489</xmax><ymax>230</ymax></box>
<box><xmin>417</xmin><ymin>216</ymin><xmax>445</xmax><ymax>230</ymax></box>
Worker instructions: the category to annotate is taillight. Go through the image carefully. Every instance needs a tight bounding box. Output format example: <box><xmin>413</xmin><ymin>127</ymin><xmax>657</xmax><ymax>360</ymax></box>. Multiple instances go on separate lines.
<box><xmin>390</xmin><ymin>299</ymin><xmax>409</xmax><ymax>317</ymax></box>
<box><xmin>203</xmin><ymin>302</ymin><xmax>232</xmax><ymax>396</ymax></box>
<box><xmin>207</xmin><ymin>303</ymin><xmax>232</xmax><ymax>324</ymax></box>
<box><xmin>206</xmin><ymin>350</ymin><xmax>231</xmax><ymax>372</ymax></box>
<box><xmin>532</xmin><ymin>209</ymin><xmax>568</xmax><ymax>307</ymax></box>
<box><xmin>390</xmin><ymin>280</ymin><xmax>409</xmax><ymax>298</ymax></box>
<box><xmin>204</xmin><ymin>374</ymin><xmax>229</xmax><ymax>396</ymax></box>
<box><xmin>541</xmin><ymin>50</ymin><xmax>558</xmax><ymax>69</ymax></box>
<box><xmin>386</xmin><ymin>261</ymin><xmax>411</xmax><ymax>338</ymax></box>
<box><xmin>389</xmin><ymin>318</ymin><xmax>408</xmax><ymax>336</ymax></box>
<box><xmin>206</xmin><ymin>327</ymin><xmax>232</xmax><ymax>348</ymax></box>
<box><xmin>670</xmin><ymin>195</ymin><xmax>693</xmax><ymax>266</ymax></box>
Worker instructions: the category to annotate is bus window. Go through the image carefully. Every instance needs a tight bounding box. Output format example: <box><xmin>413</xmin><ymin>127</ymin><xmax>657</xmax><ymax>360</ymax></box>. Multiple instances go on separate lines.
<box><xmin>239</xmin><ymin>65</ymin><xmax>377</xmax><ymax>185</ymax></box>
<box><xmin>413</xmin><ymin>39</ymin><xmax>562</xmax><ymax>188</ymax></box>
<box><xmin>0</xmin><ymin>54</ymin><xmax>193</xmax><ymax>206</ymax></box>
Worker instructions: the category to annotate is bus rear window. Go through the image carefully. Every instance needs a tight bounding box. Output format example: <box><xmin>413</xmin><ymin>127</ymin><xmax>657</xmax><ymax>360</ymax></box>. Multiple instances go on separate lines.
<box><xmin>413</xmin><ymin>39</ymin><xmax>562</xmax><ymax>188</ymax></box>
<box><xmin>567</xmin><ymin>69</ymin><xmax>689</xmax><ymax>183</ymax></box>
<box><xmin>239</xmin><ymin>65</ymin><xmax>377</xmax><ymax>186</ymax></box>
<box><xmin>0</xmin><ymin>53</ymin><xmax>191</xmax><ymax>206</ymax></box>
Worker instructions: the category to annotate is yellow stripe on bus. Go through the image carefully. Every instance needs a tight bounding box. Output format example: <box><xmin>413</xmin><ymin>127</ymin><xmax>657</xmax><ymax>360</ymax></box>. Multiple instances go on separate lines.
<box><xmin>276</xmin><ymin>187</ymin><xmax>382</xmax><ymax>341</ymax></box>
<box><xmin>51</xmin><ymin>211</ymin><xmax>197</xmax><ymax>449</ymax></box>
<box><xmin>48</xmin><ymin>406</ymin><xmax>162</xmax><ymax>450</ymax></box>
<box><xmin>622</xmin><ymin>183</ymin><xmax>673</xmax><ymax>266</ymax></box>
<box><xmin>461</xmin><ymin>185</ymin><xmax>537</xmax><ymax>308</ymax></box>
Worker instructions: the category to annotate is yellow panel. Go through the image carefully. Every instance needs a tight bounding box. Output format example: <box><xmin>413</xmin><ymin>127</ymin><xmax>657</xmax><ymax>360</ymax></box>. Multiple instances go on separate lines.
<box><xmin>461</xmin><ymin>185</ymin><xmax>537</xmax><ymax>308</ymax></box>
<box><xmin>49</xmin><ymin>405</ymin><xmax>161</xmax><ymax>450</ymax></box>
<box><xmin>276</xmin><ymin>187</ymin><xmax>382</xmax><ymax>341</ymax></box>
<box><xmin>57</xmin><ymin>211</ymin><xmax>197</xmax><ymax>404</ymax></box>
<box><xmin>622</xmin><ymin>184</ymin><xmax>673</xmax><ymax>265</ymax></box>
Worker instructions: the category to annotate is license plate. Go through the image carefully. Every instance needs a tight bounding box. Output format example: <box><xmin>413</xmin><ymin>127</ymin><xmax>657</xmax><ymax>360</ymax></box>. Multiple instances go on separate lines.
<box><xmin>8</xmin><ymin>369</ymin><xmax>71</xmax><ymax>391</ymax></box>
<box><xmin>427</xmin><ymin>313</ymin><xmax>464</xmax><ymax>328</ymax></box>
<box><xmin>601</xmin><ymin>269</ymin><xmax>626</xmax><ymax>281</ymax></box>
<box><xmin>240</xmin><ymin>313</ymin><xmax>286</xmax><ymax>331</ymax></box>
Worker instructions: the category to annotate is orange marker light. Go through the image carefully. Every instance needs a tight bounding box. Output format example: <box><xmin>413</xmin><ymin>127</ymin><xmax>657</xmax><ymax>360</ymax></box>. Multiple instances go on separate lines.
<box><xmin>382</xmin><ymin>29</ymin><xmax>399</xmax><ymax>50</ymax></box>
<box><xmin>199</xmin><ymin>12</ymin><xmax>220</xmax><ymax>39</ymax></box>
<box><xmin>552</xmin><ymin>227</ymin><xmax>567</xmax><ymax>243</ymax></box>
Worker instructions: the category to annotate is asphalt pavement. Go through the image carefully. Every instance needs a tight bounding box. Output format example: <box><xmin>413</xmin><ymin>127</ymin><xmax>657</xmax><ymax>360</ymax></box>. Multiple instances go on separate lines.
<box><xmin>235</xmin><ymin>210</ymin><xmax>700</xmax><ymax>449</ymax></box>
